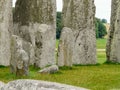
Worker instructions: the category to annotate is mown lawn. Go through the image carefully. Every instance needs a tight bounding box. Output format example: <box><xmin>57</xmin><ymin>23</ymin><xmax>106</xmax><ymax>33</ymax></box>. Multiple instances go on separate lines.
<box><xmin>0</xmin><ymin>39</ymin><xmax>120</xmax><ymax>90</ymax></box>
<box><xmin>97</xmin><ymin>39</ymin><xmax>107</xmax><ymax>49</ymax></box>
<box><xmin>97</xmin><ymin>39</ymin><xmax>107</xmax><ymax>64</ymax></box>
<box><xmin>0</xmin><ymin>64</ymin><xmax>120</xmax><ymax>90</ymax></box>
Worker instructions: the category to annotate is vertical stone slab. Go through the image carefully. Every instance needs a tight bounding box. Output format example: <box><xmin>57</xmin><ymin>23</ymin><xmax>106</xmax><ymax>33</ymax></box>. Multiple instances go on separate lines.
<box><xmin>14</xmin><ymin>0</ymin><xmax>56</xmax><ymax>68</ymax></box>
<box><xmin>35</xmin><ymin>24</ymin><xmax>56</xmax><ymax>68</ymax></box>
<box><xmin>106</xmin><ymin>0</ymin><xmax>120</xmax><ymax>63</ymax></box>
<box><xmin>10</xmin><ymin>35</ymin><xmax>30</xmax><ymax>76</ymax></box>
<box><xmin>0</xmin><ymin>0</ymin><xmax>12</xmax><ymax>66</ymax></box>
<box><xmin>58</xmin><ymin>27</ymin><xmax>74</xmax><ymax>66</ymax></box>
<box><xmin>60</xmin><ymin>0</ymin><xmax>96</xmax><ymax>65</ymax></box>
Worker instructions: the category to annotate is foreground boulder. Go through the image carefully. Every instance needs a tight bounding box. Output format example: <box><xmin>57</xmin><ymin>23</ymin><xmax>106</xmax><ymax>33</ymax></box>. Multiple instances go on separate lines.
<box><xmin>14</xmin><ymin>0</ymin><xmax>56</xmax><ymax>68</ymax></box>
<box><xmin>0</xmin><ymin>0</ymin><xmax>12</xmax><ymax>66</ymax></box>
<box><xmin>38</xmin><ymin>65</ymin><xmax>59</xmax><ymax>74</ymax></box>
<box><xmin>58</xmin><ymin>27</ymin><xmax>74</xmax><ymax>66</ymax></box>
<box><xmin>60</xmin><ymin>0</ymin><xmax>96</xmax><ymax>65</ymax></box>
<box><xmin>106</xmin><ymin>0</ymin><xmax>120</xmax><ymax>63</ymax></box>
<box><xmin>0</xmin><ymin>80</ymin><xmax>87</xmax><ymax>90</ymax></box>
<box><xmin>0</xmin><ymin>82</ymin><xmax>5</xmax><ymax>89</ymax></box>
<box><xmin>10</xmin><ymin>35</ymin><xmax>32</xmax><ymax>76</ymax></box>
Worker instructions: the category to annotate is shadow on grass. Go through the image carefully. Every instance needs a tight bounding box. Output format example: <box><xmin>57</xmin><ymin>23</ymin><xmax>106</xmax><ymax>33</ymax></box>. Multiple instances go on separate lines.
<box><xmin>73</xmin><ymin>63</ymin><xmax>101</xmax><ymax>67</ymax></box>
<box><xmin>0</xmin><ymin>65</ymin><xmax>7</xmax><ymax>68</ymax></box>
<box><xmin>104</xmin><ymin>61</ymin><xmax>120</xmax><ymax>65</ymax></box>
<box><xmin>59</xmin><ymin>66</ymin><xmax>74</xmax><ymax>70</ymax></box>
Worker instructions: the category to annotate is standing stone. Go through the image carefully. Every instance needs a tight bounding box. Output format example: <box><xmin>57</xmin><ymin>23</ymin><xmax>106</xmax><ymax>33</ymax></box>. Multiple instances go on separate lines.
<box><xmin>10</xmin><ymin>35</ymin><xmax>31</xmax><ymax>76</ymax></box>
<box><xmin>58</xmin><ymin>27</ymin><xmax>74</xmax><ymax>66</ymax></box>
<box><xmin>59</xmin><ymin>0</ymin><xmax>96</xmax><ymax>65</ymax></box>
<box><xmin>106</xmin><ymin>0</ymin><xmax>120</xmax><ymax>63</ymax></box>
<box><xmin>16</xmin><ymin>48</ymin><xmax>29</xmax><ymax>76</ymax></box>
<box><xmin>14</xmin><ymin>0</ymin><xmax>56</xmax><ymax>68</ymax></box>
<box><xmin>35</xmin><ymin>24</ymin><xmax>56</xmax><ymax>68</ymax></box>
<box><xmin>0</xmin><ymin>0</ymin><xmax>12</xmax><ymax>66</ymax></box>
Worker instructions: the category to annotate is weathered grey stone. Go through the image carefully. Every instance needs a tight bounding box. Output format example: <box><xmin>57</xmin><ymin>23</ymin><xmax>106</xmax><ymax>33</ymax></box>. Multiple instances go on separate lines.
<box><xmin>39</xmin><ymin>65</ymin><xmax>59</xmax><ymax>74</ymax></box>
<box><xmin>61</xmin><ymin>0</ymin><xmax>96</xmax><ymax>65</ymax></box>
<box><xmin>106</xmin><ymin>0</ymin><xmax>120</xmax><ymax>63</ymax></box>
<box><xmin>16</xmin><ymin>48</ymin><xmax>29</xmax><ymax>76</ymax></box>
<box><xmin>58</xmin><ymin>27</ymin><xmax>74</xmax><ymax>66</ymax></box>
<box><xmin>0</xmin><ymin>0</ymin><xmax>12</xmax><ymax>66</ymax></box>
<box><xmin>10</xmin><ymin>35</ymin><xmax>33</xmax><ymax>76</ymax></box>
<box><xmin>0</xmin><ymin>79</ymin><xmax>88</xmax><ymax>90</ymax></box>
<box><xmin>13</xmin><ymin>0</ymin><xmax>56</xmax><ymax>67</ymax></box>
<box><xmin>34</xmin><ymin>24</ymin><xmax>56</xmax><ymax>68</ymax></box>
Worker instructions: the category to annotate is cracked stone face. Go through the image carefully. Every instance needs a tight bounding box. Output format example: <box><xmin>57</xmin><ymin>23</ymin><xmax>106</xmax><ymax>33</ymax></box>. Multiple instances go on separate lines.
<box><xmin>1</xmin><ymin>0</ymin><xmax>97</xmax><ymax>67</ymax></box>
<box><xmin>106</xmin><ymin>0</ymin><xmax>120</xmax><ymax>63</ymax></box>
<box><xmin>13</xmin><ymin>0</ymin><xmax>56</xmax><ymax>68</ymax></box>
<box><xmin>10</xmin><ymin>35</ymin><xmax>33</xmax><ymax>76</ymax></box>
<box><xmin>0</xmin><ymin>0</ymin><xmax>12</xmax><ymax>66</ymax></box>
<box><xmin>58</xmin><ymin>0</ymin><xmax>96</xmax><ymax>65</ymax></box>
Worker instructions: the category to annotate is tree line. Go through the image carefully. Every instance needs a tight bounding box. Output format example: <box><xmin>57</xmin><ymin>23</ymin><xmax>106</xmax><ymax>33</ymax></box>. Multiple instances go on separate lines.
<box><xmin>56</xmin><ymin>12</ymin><xmax>107</xmax><ymax>39</ymax></box>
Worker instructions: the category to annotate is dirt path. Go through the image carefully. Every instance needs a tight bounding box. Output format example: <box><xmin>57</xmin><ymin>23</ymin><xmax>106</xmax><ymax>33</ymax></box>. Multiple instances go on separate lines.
<box><xmin>97</xmin><ymin>49</ymin><xmax>106</xmax><ymax>52</ymax></box>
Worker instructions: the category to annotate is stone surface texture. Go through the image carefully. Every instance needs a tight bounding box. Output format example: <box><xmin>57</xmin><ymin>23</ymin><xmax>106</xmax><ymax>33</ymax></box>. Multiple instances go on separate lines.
<box><xmin>58</xmin><ymin>27</ymin><xmax>74</xmax><ymax>66</ymax></box>
<box><xmin>60</xmin><ymin>0</ymin><xmax>96</xmax><ymax>65</ymax></box>
<box><xmin>0</xmin><ymin>82</ymin><xmax>5</xmax><ymax>89</ymax></box>
<box><xmin>39</xmin><ymin>65</ymin><xmax>59</xmax><ymax>74</ymax></box>
<box><xmin>13</xmin><ymin>0</ymin><xmax>56</xmax><ymax>68</ymax></box>
<box><xmin>10</xmin><ymin>35</ymin><xmax>32</xmax><ymax>76</ymax></box>
<box><xmin>35</xmin><ymin>24</ymin><xmax>56</xmax><ymax>68</ymax></box>
<box><xmin>106</xmin><ymin>0</ymin><xmax>120</xmax><ymax>63</ymax></box>
<box><xmin>0</xmin><ymin>80</ymin><xmax>88</xmax><ymax>90</ymax></box>
<box><xmin>0</xmin><ymin>0</ymin><xmax>12</xmax><ymax>66</ymax></box>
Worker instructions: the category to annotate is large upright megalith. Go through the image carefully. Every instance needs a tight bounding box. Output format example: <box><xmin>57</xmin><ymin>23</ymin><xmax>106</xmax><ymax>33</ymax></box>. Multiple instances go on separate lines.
<box><xmin>58</xmin><ymin>0</ymin><xmax>96</xmax><ymax>65</ymax></box>
<box><xmin>58</xmin><ymin>27</ymin><xmax>74</xmax><ymax>66</ymax></box>
<box><xmin>106</xmin><ymin>0</ymin><xmax>120</xmax><ymax>63</ymax></box>
<box><xmin>10</xmin><ymin>35</ymin><xmax>33</xmax><ymax>76</ymax></box>
<box><xmin>0</xmin><ymin>0</ymin><xmax>12</xmax><ymax>66</ymax></box>
<box><xmin>13</xmin><ymin>0</ymin><xmax>56</xmax><ymax>68</ymax></box>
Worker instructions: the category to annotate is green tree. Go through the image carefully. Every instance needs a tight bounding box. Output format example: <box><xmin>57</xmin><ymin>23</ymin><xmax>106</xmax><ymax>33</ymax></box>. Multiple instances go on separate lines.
<box><xmin>56</xmin><ymin>12</ymin><xmax>63</xmax><ymax>39</ymax></box>
<box><xmin>95</xmin><ymin>18</ymin><xmax>107</xmax><ymax>38</ymax></box>
<box><xmin>95</xmin><ymin>20</ymin><xmax>99</xmax><ymax>38</ymax></box>
<box><xmin>101</xmin><ymin>19</ymin><xmax>107</xmax><ymax>23</ymax></box>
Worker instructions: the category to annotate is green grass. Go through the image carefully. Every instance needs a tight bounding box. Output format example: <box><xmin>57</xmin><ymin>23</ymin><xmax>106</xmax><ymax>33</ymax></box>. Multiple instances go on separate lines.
<box><xmin>1</xmin><ymin>39</ymin><xmax>119</xmax><ymax>90</ymax></box>
<box><xmin>56</xmin><ymin>39</ymin><xmax>59</xmax><ymax>49</ymax></box>
<box><xmin>97</xmin><ymin>51</ymin><xmax>106</xmax><ymax>64</ymax></box>
<box><xmin>1</xmin><ymin>64</ymin><xmax>120</xmax><ymax>90</ymax></box>
<box><xmin>97</xmin><ymin>39</ymin><xmax>107</xmax><ymax>49</ymax></box>
<box><xmin>97</xmin><ymin>38</ymin><xmax>107</xmax><ymax>64</ymax></box>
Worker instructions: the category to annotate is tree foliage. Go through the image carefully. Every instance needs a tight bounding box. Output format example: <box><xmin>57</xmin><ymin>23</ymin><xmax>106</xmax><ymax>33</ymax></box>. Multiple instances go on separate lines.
<box><xmin>56</xmin><ymin>12</ymin><xmax>63</xmax><ymax>39</ymax></box>
<box><xmin>95</xmin><ymin>18</ymin><xmax>107</xmax><ymax>38</ymax></box>
<box><xmin>101</xmin><ymin>19</ymin><xmax>107</xmax><ymax>23</ymax></box>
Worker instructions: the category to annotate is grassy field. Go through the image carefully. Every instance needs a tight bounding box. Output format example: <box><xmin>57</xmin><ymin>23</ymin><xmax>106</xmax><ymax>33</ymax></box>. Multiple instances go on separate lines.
<box><xmin>0</xmin><ymin>39</ymin><xmax>120</xmax><ymax>90</ymax></box>
<box><xmin>97</xmin><ymin>39</ymin><xmax>107</xmax><ymax>64</ymax></box>
<box><xmin>1</xmin><ymin>64</ymin><xmax>120</xmax><ymax>90</ymax></box>
<box><xmin>97</xmin><ymin>39</ymin><xmax>107</xmax><ymax>49</ymax></box>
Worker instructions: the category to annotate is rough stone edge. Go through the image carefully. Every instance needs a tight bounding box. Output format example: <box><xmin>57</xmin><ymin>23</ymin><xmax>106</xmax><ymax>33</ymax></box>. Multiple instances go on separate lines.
<box><xmin>0</xmin><ymin>81</ymin><xmax>5</xmax><ymax>89</ymax></box>
<box><xmin>0</xmin><ymin>79</ymin><xmax>88</xmax><ymax>90</ymax></box>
